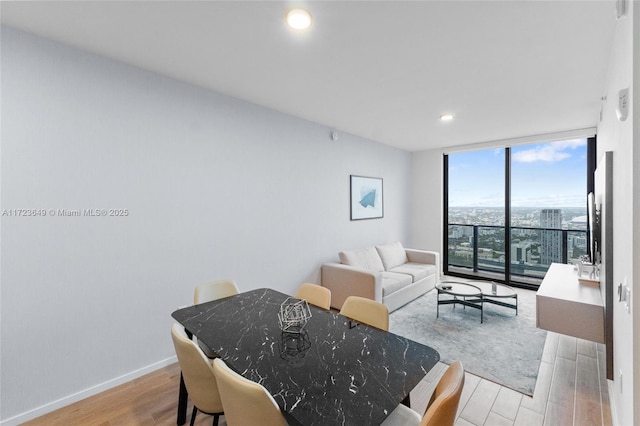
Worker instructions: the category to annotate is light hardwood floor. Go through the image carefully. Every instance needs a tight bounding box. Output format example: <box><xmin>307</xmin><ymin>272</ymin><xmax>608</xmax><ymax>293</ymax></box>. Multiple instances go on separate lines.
<box><xmin>23</xmin><ymin>334</ymin><xmax>611</xmax><ymax>426</ymax></box>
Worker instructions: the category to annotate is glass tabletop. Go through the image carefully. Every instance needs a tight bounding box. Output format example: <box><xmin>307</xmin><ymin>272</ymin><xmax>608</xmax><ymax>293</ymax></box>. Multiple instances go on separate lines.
<box><xmin>472</xmin><ymin>281</ymin><xmax>517</xmax><ymax>298</ymax></box>
<box><xmin>437</xmin><ymin>281</ymin><xmax>482</xmax><ymax>296</ymax></box>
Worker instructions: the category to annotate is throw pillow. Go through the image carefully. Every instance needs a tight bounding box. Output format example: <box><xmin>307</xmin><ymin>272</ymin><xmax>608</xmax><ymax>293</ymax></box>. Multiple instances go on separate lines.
<box><xmin>375</xmin><ymin>242</ymin><xmax>408</xmax><ymax>270</ymax></box>
<box><xmin>339</xmin><ymin>247</ymin><xmax>385</xmax><ymax>272</ymax></box>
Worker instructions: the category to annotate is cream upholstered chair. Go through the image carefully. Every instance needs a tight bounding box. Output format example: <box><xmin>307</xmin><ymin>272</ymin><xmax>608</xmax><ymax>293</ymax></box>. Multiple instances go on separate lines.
<box><xmin>295</xmin><ymin>283</ymin><xmax>331</xmax><ymax>310</ymax></box>
<box><xmin>171</xmin><ymin>324</ymin><xmax>224</xmax><ymax>426</ymax></box>
<box><xmin>193</xmin><ymin>279</ymin><xmax>240</xmax><ymax>356</ymax></box>
<box><xmin>381</xmin><ymin>361</ymin><xmax>465</xmax><ymax>426</ymax></box>
<box><xmin>194</xmin><ymin>279</ymin><xmax>239</xmax><ymax>305</ymax></box>
<box><xmin>212</xmin><ymin>358</ymin><xmax>287</xmax><ymax>426</ymax></box>
<box><xmin>339</xmin><ymin>295</ymin><xmax>389</xmax><ymax>331</ymax></box>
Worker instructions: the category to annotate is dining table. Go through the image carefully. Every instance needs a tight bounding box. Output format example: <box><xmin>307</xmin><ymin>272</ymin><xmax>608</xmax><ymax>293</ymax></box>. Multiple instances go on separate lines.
<box><xmin>171</xmin><ymin>288</ymin><xmax>440</xmax><ymax>426</ymax></box>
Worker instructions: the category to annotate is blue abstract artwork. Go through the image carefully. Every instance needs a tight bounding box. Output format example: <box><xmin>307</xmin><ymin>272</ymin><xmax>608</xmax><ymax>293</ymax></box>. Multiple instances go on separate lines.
<box><xmin>350</xmin><ymin>175</ymin><xmax>383</xmax><ymax>220</ymax></box>
<box><xmin>359</xmin><ymin>188</ymin><xmax>376</xmax><ymax>208</ymax></box>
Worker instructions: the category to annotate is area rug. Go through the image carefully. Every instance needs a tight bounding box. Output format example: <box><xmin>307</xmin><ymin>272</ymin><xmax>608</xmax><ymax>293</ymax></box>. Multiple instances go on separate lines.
<box><xmin>389</xmin><ymin>286</ymin><xmax>546</xmax><ymax>396</ymax></box>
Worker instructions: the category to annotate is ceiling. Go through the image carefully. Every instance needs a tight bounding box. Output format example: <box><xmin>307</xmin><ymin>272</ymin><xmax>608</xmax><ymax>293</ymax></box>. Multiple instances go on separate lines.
<box><xmin>0</xmin><ymin>1</ymin><xmax>617</xmax><ymax>152</ymax></box>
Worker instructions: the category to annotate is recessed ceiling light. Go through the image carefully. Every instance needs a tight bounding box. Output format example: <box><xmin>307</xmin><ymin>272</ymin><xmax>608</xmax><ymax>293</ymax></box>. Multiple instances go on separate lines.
<box><xmin>286</xmin><ymin>8</ymin><xmax>312</xmax><ymax>30</ymax></box>
<box><xmin>440</xmin><ymin>113</ymin><xmax>455</xmax><ymax>122</ymax></box>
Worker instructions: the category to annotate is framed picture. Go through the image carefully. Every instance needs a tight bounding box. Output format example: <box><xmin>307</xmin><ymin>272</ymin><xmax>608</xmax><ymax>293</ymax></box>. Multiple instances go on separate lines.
<box><xmin>350</xmin><ymin>175</ymin><xmax>383</xmax><ymax>220</ymax></box>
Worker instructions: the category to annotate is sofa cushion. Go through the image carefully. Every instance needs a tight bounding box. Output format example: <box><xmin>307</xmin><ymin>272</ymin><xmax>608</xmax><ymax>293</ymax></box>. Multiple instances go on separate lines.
<box><xmin>387</xmin><ymin>263</ymin><xmax>436</xmax><ymax>282</ymax></box>
<box><xmin>339</xmin><ymin>247</ymin><xmax>384</xmax><ymax>272</ymax></box>
<box><xmin>380</xmin><ymin>271</ymin><xmax>413</xmax><ymax>297</ymax></box>
<box><xmin>376</xmin><ymin>242</ymin><xmax>408</xmax><ymax>270</ymax></box>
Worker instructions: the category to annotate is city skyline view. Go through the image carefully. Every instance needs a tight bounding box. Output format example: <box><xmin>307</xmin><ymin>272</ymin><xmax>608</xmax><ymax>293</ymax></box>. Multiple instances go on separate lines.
<box><xmin>448</xmin><ymin>138</ymin><xmax>588</xmax><ymax>208</ymax></box>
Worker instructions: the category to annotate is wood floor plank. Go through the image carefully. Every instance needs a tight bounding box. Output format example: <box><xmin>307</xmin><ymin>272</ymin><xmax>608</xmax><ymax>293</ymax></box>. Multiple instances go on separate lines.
<box><xmin>597</xmin><ymin>346</ymin><xmax>613</xmax><ymax>426</ymax></box>
<box><xmin>459</xmin><ymin>379</ymin><xmax>500</xmax><ymax>425</ymax></box>
<box><xmin>577</xmin><ymin>338</ymin><xmax>597</xmax><ymax>358</ymax></box>
<box><xmin>543</xmin><ymin>401</ymin><xmax>573</xmax><ymax>426</ymax></box>
<box><xmin>514</xmin><ymin>406</ymin><xmax>544</xmax><ymax>426</ymax></box>
<box><xmin>575</xmin><ymin>396</ymin><xmax>605</xmax><ymax>426</ymax></box>
<box><xmin>576</xmin><ymin>353</ymin><xmax>601</xmax><ymax>404</ymax></box>
<box><xmin>520</xmin><ymin>361</ymin><xmax>553</xmax><ymax>415</ymax></box>
<box><xmin>548</xmin><ymin>357</ymin><xmax>576</xmax><ymax>409</ymax></box>
<box><xmin>484</xmin><ymin>411</ymin><xmax>514</xmax><ymax>426</ymax></box>
<box><xmin>557</xmin><ymin>334</ymin><xmax>577</xmax><ymax>360</ymax></box>
<box><xmin>455</xmin><ymin>417</ymin><xmax>476</xmax><ymax>426</ymax></box>
<box><xmin>541</xmin><ymin>332</ymin><xmax>559</xmax><ymax>364</ymax></box>
<box><xmin>491</xmin><ymin>386</ymin><xmax>523</xmax><ymax>421</ymax></box>
<box><xmin>457</xmin><ymin>371</ymin><xmax>481</xmax><ymax>418</ymax></box>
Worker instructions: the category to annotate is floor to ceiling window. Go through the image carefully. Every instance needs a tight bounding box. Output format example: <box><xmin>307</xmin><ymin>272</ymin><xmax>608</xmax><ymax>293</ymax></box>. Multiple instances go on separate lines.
<box><xmin>444</xmin><ymin>137</ymin><xmax>595</xmax><ymax>288</ymax></box>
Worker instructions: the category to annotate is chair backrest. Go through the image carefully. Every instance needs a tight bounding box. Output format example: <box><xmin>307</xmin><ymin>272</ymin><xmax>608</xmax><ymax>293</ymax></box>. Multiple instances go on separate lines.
<box><xmin>212</xmin><ymin>358</ymin><xmax>287</xmax><ymax>426</ymax></box>
<box><xmin>421</xmin><ymin>361</ymin><xmax>465</xmax><ymax>426</ymax></box>
<box><xmin>194</xmin><ymin>279</ymin><xmax>239</xmax><ymax>304</ymax></box>
<box><xmin>295</xmin><ymin>283</ymin><xmax>331</xmax><ymax>310</ymax></box>
<box><xmin>170</xmin><ymin>324</ymin><xmax>223</xmax><ymax>415</ymax></box>
<box><xmin>339</xmin><ymin>295</ymin><xmax>389</xmax><ymax>331</ymax></box>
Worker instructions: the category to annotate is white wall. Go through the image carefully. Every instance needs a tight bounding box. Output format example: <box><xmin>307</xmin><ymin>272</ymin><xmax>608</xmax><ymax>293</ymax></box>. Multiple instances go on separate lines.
<box><xmin>634</xmin><ymin>2</ymin><xmax>640</xmax><ymax>421</ymax></box>
<box><xmin>408</xmin><ymin>150</ymin><xmax>442</xmax><ymax>252</ymax></box>
<box><xmin>596</xmin><ymin>2</ymin><xmax>637</xmax><ymax>425</ymax></box>
<box><xmin>0</xmin><ymin>27</ymin><xmax>412</xmax><ymax>423</ymax></box>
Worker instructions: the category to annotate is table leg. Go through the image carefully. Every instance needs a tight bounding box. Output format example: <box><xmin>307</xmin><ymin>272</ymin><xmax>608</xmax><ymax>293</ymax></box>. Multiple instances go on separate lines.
<box><xmin>177</xmin><ymin>372</ymin><xmax>188</xmax><ymax>425</ymax></box>
<box><xmin>436</xmin><ymin>291</ymin><xmax>440</xmax><ymax>318</ymax></box>
<box><xmin>177</xmin><ymin>328</ymin><xmax>193</xmax><ymax>425</ymax></box>
<box><xmin>401</xmin><ymin>394</ymin><xmax>411</xmax><ymax>407</ymax></box>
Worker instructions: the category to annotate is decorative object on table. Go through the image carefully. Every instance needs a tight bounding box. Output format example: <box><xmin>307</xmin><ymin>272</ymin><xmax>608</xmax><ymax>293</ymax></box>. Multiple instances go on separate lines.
<box><xmin>279</xmin><ymin>330</ymin><xmax>312</xmax><ymax>365</ymax></box>
<box><xmin>350</xmin><ymin>175</ymin><xmax>383</xmax><ymax>220</ymax></box>
<box><xmin>278</xmin><ymin>297</ymin><xmax>312</xmax><ymax>334</ymax></box>
<box><xmin>576</xmin><ymin>254</ymin><xmax>600</xmax><ymax>284</ymax></box>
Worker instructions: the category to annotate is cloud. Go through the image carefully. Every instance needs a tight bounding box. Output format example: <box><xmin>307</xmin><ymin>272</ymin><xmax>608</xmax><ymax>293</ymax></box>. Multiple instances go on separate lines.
<box><xmin>512</xmin><ymin>138</ymin><xmax>587</xmax><ymax>163</ymax></box>
<box><xmin>511</xmin><ymin>193</ymin><xmax>587</xmax><ymax>207</ymax></box>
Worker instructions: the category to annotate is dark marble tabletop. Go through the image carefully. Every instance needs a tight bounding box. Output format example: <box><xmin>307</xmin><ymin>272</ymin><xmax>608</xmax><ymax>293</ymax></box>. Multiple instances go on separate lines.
<box><xmin>172</xmin><ymin>288</ymin><xmax>440</xmax><ymax>426</ymax></box>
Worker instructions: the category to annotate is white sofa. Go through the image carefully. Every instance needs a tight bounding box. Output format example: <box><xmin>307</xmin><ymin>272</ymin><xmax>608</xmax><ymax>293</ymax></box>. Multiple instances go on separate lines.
<box><xmin>321</xmin><ymin>242</ymin><xmax>440</xmax><ymax>312</ymax></box>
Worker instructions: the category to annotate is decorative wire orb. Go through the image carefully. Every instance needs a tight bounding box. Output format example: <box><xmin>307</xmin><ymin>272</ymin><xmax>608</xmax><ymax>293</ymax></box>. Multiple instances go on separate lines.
<box><xmin>278</xmin><ymin>297</ymin><xmax>312</xmax><ymax>334</ymax></box>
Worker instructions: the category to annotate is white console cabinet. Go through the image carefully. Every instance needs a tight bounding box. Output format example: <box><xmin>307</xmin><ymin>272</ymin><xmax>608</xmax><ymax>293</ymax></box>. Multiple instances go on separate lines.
<box><xmin>536</xmin><ymin>262</ymin><xmax>605</xmax><ymax>343</ymax></box>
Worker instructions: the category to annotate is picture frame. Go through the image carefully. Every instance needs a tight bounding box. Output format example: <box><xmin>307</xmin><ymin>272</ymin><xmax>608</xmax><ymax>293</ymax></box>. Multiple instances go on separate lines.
<box><xmin>350</xmin><ymin>175</ymin><xmax>383</xmax><ymax>220</ymax></box>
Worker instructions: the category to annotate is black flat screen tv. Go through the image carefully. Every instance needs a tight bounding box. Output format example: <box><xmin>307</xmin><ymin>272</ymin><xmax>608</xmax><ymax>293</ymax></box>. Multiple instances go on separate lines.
<box><xmin>587</xmin><ymin>192</ymin><xmax>600</xmax><ymax>264</ymax></box>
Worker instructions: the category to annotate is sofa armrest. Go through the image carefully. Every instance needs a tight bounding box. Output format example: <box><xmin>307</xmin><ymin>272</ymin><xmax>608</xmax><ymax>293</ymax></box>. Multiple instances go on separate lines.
<box><xmin>405</xmin><ymin>249</ymin><xmax>440</xmax><ymax>278</ymax></box>
<box><xmin>321</xmin><ymin>263</ymin><xmax>383</xmax><ymax>310</ymax></box>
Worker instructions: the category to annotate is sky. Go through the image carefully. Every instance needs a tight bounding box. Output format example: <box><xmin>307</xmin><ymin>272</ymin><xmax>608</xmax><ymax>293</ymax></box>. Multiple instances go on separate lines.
<box><xmin>448</xmin><ymin>138</ymin><xmax>588</xmax><ymax>208</ymax></box>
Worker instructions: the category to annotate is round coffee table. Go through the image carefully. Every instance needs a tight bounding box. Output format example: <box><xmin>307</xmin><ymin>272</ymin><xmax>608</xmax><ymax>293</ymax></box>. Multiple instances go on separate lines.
<box><xmin>436</xmin><ymin>280</ymin><xmax>518</xmax><ymax>323</ymax></box>
<box><xmin>436</xmin><ymin>281</ymin><xmax>484</xmax><ymax>322</ymax></box>
<box><xmin>472</xmin><ymin>281</ymin><xmax>518</xmax><ymax>316</ymax></box>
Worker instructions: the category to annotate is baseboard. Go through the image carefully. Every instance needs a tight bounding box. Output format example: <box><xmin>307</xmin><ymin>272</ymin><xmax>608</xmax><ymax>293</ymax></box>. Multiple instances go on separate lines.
<box><xmin>0</xmin><ymin>355</ymin><xmax>177</xmax><ymax>426</ymax></box>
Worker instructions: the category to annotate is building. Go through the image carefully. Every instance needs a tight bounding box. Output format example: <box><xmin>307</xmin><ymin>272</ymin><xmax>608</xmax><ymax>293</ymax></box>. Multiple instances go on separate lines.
<box><xmin>1</xmin><ymin>2</ymin><xmax>638</xmax><ymax>426</ymax></box>
<box><xmin>511</xmin><ymin>243</ymin><xmax>531</xmax><ymax>264</ymax></box>
<box><xmin>539</xmin><ymin>209</ymin><xmax>563</xmax><ymax>265</ymax></box>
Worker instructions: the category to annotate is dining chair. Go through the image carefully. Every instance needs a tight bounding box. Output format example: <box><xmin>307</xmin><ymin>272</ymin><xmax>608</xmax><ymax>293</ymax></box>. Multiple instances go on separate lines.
<box><xmin>170</xmin><ymin>324</ymin><xmax>224</xmax><ymax>426</ymax></box>
<box><xmin>380</xmin><ymin>361</ymin><xmax>465</xmax><ymax>426</ymax></box>
<box><xmin>194</xmin><ymin>279</ymin><xmax>239</xmax><ymax>305</ymax></box>
<box><xmin>339</xmin><ymin>295</ymin><xmax>389</xmax><ymax>331</ymax></box>
<box><xmin>294</xmin><ymin>282</ymin><xmax>331</xmax><ymax>310</ymax></box>
<box><xmin>212</xmin><ymin>358</ymin><xmax>288</xmax><ymax>426</ymax></box>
